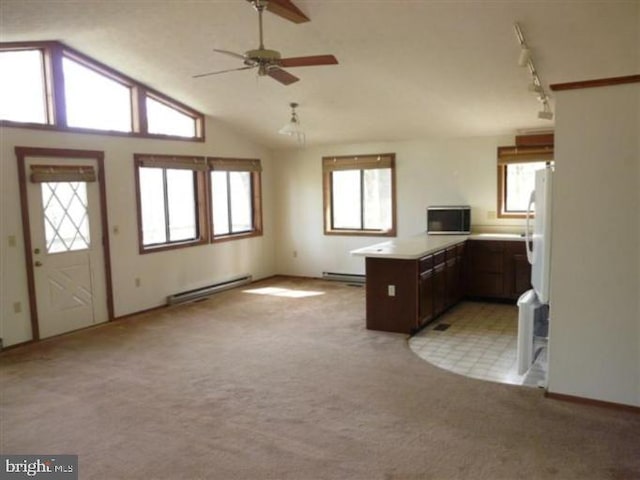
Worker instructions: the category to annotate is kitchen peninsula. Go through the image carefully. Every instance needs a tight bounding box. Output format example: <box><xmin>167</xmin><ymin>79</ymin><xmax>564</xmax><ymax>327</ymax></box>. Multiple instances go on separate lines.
<box><xmin>352</xmin><ymin>234</ymin><xmax>530</xmax><ymax>334</ymax></box>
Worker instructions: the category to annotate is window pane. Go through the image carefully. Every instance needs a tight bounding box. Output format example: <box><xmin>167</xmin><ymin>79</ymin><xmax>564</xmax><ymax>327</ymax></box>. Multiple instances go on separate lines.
<box><xmin>211</xmin><ymin>172</ymin><xmax>230</xmax><ymax>236</ymax></box>
<box><xmin>139</xmin><ymin>167</ymin><xmax>167</xmax><ymax>245</ymax></box>
<box><xmin>41</xmin><ymin>182</ymin><xmax>90</xmax><ymax>253</ymax></box>
<box><xmin>229</xmin><ymin>172</ymin><xmax>253</xmax><ymax>233</ymax></box>
<box><xmin>146</xmin><ymin>97</ymin><xmax>196</xmax><ymax>137</ymax></box>
<box><xmin>363</xmin><ymin>169</ymin><xmax>392</xmax><ymax>230</ymax></box>
<box><xmin>0</xmin><ymin>50</ymin><xmax>47</xmax><ymax>124</ymax></box>
<box><xmin>332</xmin><ymin>170</ymin><xmax>362</xmax><ymax>229</ymax></box>
<box><xmin>63</xmin><ymin>56</ymin><xmax>132</xmax><ymax>132</ymax></box>
<box><xmin>505</xmin><ymin>161</ymin><xmax>547</xmax><ymax>212</ymax></box>
<box><xmin>166</xmin><ymin>169</ymin><xmax>197</xmax><ymax>242</ymax></box>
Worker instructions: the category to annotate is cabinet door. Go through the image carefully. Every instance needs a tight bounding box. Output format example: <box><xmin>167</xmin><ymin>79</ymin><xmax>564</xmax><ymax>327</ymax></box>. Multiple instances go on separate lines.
<box><xmin>445</xmin><ymin>257</ymin><xmax>458</xmax><ymax>309</ymax></box>
<box><xmin>504</xmin><ymin>241</ymin><xmax>532</xmax><ymax>299</ymax></box>
<box><xmin>433</xmin><ymin>263</ymin><xmax>446</xmax><ymax>316</ymax></box>
<box><xmin>419</xmin><ymin>269</ymin><xmax>434</xmax><ymax>325</ymax></box>
<box><xmin>467</xmin><ymin>240</ymin><xmax>506</xmax><ymax>298</ymax></box>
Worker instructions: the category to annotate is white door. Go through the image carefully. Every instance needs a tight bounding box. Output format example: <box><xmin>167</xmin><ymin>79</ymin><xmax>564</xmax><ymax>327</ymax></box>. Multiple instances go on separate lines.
<box><xmin>26</xmin><ymin>157</ymin><xmax>108</xmax><ymax>338</ymax></box>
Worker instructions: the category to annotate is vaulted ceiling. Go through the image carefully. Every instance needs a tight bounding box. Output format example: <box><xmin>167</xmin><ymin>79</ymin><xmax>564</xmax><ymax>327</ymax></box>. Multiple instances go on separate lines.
<box><xmin>1</xmin><ymin>1</ymin><xmax>638</xmax><ymax>148</ymax></box>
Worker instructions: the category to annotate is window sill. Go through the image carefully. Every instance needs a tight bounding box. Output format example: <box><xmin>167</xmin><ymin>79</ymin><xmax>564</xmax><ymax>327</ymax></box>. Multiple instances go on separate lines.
<box><xmin>324</xmin><ymin>229</ymin><xmax>396</xmax><ymax>237</ymax></box>
<box><xmin>497</xmin><ymin>212</ymin><xmax>530</xmax><ymax>220</ymax></box>
<box><xmin>139</xmin><ymin>238</ymin><xmax>208</xmax><ymax>254</ymax></box>
<box><xmin>212</xmin><ymin>231</ymin><xmax>262</xmax><ymax>243</ymax></box>
<box><xmin>1</xmin><ymin>120</ymin><xmax>205</xmax><ymax>142</ymax></box>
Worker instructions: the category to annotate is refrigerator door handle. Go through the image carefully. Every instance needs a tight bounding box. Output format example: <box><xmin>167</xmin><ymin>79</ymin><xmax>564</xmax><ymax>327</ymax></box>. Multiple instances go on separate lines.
<box><xmin>525</xmin><ymin>190</ymin><xmax>535</xmax><ymax>264</ymax></box>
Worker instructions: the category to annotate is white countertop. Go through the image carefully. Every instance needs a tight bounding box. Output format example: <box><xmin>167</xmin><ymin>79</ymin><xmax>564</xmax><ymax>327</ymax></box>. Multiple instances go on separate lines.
<box><xmin>350</xmin><ymin>233</ymin><xmax>525</xmax><ymax>260</ymax></box>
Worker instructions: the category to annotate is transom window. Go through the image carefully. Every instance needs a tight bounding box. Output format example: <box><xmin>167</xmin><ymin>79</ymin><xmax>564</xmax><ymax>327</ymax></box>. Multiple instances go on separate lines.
<box><xmin>323</xmin><ymin>154</ymin><xmax>396</xmax><ymax>236</ymax></box>
<box><xmin>63</xmin><ymin>56</ymin><xmax>133</xmax><ymax>132</ymax></box>
<box><xmin>497</xmin><ymin>141</ymin><xmax>554</xmax><ymax>218</ymax></box>
<box><xmin>0</xmin><ymin>41</ymin><xmax>204</xmax><ymax>140</ymax></box>
<box><xmin>134</xmin><ymin>155</ymin><xmax>262</xmax><ymax>253</ymax></box>
<box><xmin>0</xmin><ymin>49</ymin><xmax>48</xmax><ymax>124</ymax></box>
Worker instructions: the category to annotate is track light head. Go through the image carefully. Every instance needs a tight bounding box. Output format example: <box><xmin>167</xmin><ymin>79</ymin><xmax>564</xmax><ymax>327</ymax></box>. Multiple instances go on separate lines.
<box><xmin>538</xmin><ymin>110</ymin><xmax>553</xmax><ymax>120</ymax></box>
<box><xmin>518</xmin><ymin>47</ymin><xmax>531</xmax><ymax>67</ymax></box>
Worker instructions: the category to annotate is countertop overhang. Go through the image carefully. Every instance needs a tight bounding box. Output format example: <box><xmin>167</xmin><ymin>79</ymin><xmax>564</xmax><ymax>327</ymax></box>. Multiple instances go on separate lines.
<box><xmin>350</xmin><ymin>233</ymin><xmax>525</xmax><ymax>260</ymax></box>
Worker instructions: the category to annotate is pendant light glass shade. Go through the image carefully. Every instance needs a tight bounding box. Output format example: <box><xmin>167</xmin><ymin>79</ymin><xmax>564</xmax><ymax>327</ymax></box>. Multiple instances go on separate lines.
<box><xmin>278</xmin><ymin>102</ymin><xmax>305</xmax><ymax>144</ymax></box>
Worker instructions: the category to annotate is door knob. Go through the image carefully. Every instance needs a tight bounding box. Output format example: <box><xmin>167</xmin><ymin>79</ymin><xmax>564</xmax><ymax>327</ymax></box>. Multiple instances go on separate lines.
<box><xmin>34</xmin><ymin>261</ymin><xmax>43</xmax><ymax>267</ymax></box>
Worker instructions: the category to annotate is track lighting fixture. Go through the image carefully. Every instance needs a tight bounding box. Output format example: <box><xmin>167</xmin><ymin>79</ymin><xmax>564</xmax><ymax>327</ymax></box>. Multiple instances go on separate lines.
<box><xmin>518</xmin><ymin>47</ymin><xmax>531</xmax><ymax>67</ymax></box>
<box><xmin>514</xmin><ymin>22</ymin><xmax>553</xmax><ymax>121</ymax></box>
<box><xmin>278</xmin><ymin>102</ymin><xmax>305</xmax><ymax>145</ymax></box>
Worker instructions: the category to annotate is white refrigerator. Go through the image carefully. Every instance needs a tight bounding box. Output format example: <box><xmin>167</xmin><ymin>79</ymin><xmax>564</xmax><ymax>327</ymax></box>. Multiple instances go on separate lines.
<box><xmin>517</xmin><ymin>166</ymin><xmax>553</xmax><ymax>375</ymax></box>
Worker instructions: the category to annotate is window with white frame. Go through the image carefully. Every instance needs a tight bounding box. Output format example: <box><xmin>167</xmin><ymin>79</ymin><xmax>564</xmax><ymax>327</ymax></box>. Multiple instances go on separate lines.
<box><xmin>322</xmin><ymin>154</ymin><xmax>396</xmax><ymax>236</ymax></box>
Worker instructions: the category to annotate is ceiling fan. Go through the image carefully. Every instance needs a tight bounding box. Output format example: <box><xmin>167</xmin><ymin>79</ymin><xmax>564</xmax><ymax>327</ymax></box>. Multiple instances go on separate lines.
<box><xmin>193</xmin><ymin>0</ymin><xmax>338</xmax><ymax>85</ymax></box>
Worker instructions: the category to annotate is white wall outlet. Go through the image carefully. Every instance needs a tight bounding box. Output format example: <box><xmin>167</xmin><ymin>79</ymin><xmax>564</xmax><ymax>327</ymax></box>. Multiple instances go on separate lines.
<box><xmin>292</xmin><ymin>250</ymin><xmax>298</xmax><ymax>258</ymax></box>
<box><xmin>135</xmin><ymin>277</ymin><xmax>141</xmax><ymax>287</ymax></box>
<box><xmin>8</xmin><ymin>235</ymin><xmax>16</xmax><ymax>247</ymax></box>
<box><xmin>388</xmin><ymin>285</ymin><xmax>396</xmax><ymax>297</ymax></box>
<box><xmin>487</xmin><ymin>210</ymin><xmax>497</xmax><ymax>220</ymax></box>
<box><xmin>13</xmin><ymin>302</ymin><xmax>21</xmax><ymax>313</ymax></box>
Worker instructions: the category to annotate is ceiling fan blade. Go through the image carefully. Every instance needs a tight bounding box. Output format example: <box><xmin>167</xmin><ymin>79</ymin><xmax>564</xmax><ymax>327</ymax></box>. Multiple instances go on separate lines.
<box><xmin>193</xmin><ymin>65</ymin><xmax>255</xmax><ymax>79</ymax></box>
<box><xmin>265</xmin><ymin>0</ymin><xmax>310</xmax><ymax>24</ymax></box>
<box><xmin>279</xmin><ymin>55</ymin><xmax>339</xmax><ymax>68</ymax></box>
<box><xmin>213</xmin><ymin>49</ymin><xmax>247</xmax><ymax>60</ymax></box>
<box><xmin>267</xmin><ymin>67</ymin><xmax>299</xmax><ymax>85</ymax></box>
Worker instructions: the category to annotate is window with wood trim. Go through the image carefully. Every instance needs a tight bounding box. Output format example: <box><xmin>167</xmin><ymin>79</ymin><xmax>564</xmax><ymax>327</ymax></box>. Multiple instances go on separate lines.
<box><xmin>134</xmin><ymin>155</ymin><xmax>209</xmax><ymax>252</ymax></box>
<box><xmin>0</xmin><ymin>48</ymin><xmax>49</xmax><ymax>124</ymax></box>
<box><xmin>497</xmin><ymin>143</ymin><xmax>554</xmax><ymax>218</ymax></box>
<box><xmin>209</xmin><ymin>158</ymin><xmax>263</xmax><ymax>241</ymax></box>
<box><xmin>0</xmin><ymin>41</ymin><xmax>204</xmax><ymax>141</ymax></box>
<box><xmin>323</xmin><ymin>154</ymin><xmax>396</xmax><ymax>236</ymax></box>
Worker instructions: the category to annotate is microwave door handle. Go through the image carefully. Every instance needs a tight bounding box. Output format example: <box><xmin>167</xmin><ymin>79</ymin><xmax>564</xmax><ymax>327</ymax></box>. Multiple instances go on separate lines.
<box><xmin>525</xmin><ymin>190</ymin><xmax>535</xmax><ymax>264</ymax></box>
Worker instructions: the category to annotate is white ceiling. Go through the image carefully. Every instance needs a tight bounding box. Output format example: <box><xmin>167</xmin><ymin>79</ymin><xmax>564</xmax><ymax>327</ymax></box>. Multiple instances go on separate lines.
<box><xmin>1</xmin><ymin>0</ymin><xmax>638</xmax><ymax>149</ymax></box>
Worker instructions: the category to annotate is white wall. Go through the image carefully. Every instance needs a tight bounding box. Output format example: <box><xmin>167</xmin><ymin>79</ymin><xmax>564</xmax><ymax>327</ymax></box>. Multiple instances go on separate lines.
<box><xmin>548</xmin><ymin>83</ymin><xmax>640</xmax><ymax>406</ymax></box>
<box><xmin>0</xmin><ymin>119</ymin><xmax>277</xmax><ymax>347</ymax></box>
<box><xmin>272</xmin><ymin>135</ymin><xmax>523</xmax><ymax>278</ymax></box>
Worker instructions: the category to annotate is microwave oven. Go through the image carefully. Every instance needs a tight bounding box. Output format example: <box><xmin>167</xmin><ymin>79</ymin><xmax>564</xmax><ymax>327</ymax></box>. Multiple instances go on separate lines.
<box><xmin>427</xmin><ymin>206</ymin><xmax>471</xmax><ymax>234</ymax></box>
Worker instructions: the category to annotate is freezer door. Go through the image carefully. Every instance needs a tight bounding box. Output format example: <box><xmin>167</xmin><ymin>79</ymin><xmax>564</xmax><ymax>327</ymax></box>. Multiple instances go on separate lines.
<box><xmin>517</xmin><ymin>289</ymin><xmax>540</xmax><ymax>375</ymax></box>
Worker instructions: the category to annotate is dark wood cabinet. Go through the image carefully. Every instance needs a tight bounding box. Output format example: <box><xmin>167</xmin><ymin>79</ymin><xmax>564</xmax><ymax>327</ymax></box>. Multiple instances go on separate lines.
<box><xmin>364</xmin><ymin>239</ymin><xmax>529</xmax><ymax>334</ymax></box>
<box><xmin>467</xmin><ymin>240</ymin><xmax>531</xmax><ymax>301</ymax></box>
<box><xmin>365</xmin><ymin>241</ymin><xmax>466</xmax><ymax>334</ymax></box>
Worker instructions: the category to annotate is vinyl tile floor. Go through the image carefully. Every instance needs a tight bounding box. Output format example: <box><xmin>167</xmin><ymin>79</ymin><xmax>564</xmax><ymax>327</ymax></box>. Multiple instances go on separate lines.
<box><xmin>408</xmin><ymin>301</ymin><xmax>547</xmax><ymax>387</ymax></box>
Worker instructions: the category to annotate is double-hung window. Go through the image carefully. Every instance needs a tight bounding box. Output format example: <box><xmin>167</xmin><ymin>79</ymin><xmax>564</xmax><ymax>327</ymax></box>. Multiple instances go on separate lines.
<box><xmin>134</xmin><ymin>155</ymin><xmax>208</xmax><ymax>252</ymax></box>
<box><xmin>209</xmin><ymin>158</ymin><xmax>262</xmax><ymax>241</ymax></box>
<box><xmin>497</xmin><ymin>142</ymin><xmax>554</xmax><ymax>218</ymax></box>
<box><xmin>134</xmin><ymin>155</ymin><xmax>262</xmax><ymax>253</ymax></box>
<box><xmin>323</xmin><ymin>154</ymin><xmax>396</xmax><ymax>236</ymax></box>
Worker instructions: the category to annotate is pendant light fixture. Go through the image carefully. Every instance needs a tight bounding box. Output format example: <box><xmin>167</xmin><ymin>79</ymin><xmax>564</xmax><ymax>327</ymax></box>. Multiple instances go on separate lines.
<box><xmin>278</xmin><ymin>102</ymin><xmax>305</xmax><ymax>145</ymax></box>
<box><xmin>514</xmin><ymin>23</ymin><xmax>553</xmax><ymax>121</ymax></box>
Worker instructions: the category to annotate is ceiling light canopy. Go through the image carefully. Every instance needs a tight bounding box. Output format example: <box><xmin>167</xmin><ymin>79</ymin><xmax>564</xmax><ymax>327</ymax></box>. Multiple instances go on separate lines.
<box><xmin>514</xmin><ymin>22</ymin><xmax>553</xmax><ymax>121</ymax></box>
<box><xmin>278</xmin><ymin>102</ymin><xmax>305</xmax><ymax>145</ymax></box>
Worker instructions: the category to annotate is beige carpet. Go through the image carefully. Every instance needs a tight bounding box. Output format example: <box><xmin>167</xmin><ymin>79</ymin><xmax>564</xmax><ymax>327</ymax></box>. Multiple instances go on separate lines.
<box><xmin>1</xmin><ymin>276</ymin><xmax>639</xmax><ymax>480</ymax></box>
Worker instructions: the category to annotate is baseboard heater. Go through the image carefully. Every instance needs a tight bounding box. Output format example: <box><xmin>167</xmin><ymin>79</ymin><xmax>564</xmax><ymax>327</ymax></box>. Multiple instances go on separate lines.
<box><xmin>167</xmin><ymin>275</ymin><xmax>252</xmax><ymax>305</ymax></box>
<box><xmin>322</xmin><ymin>272</ymin><xmax>366</xmax><ymax>284</ymax></box>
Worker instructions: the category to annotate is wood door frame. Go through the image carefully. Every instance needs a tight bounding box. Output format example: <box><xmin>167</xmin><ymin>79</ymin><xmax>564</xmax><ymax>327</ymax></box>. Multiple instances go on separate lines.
<box><xmin>15</xmin><ymin>146</ymin><xmax>114</xmax><ymax>340</ymax></box>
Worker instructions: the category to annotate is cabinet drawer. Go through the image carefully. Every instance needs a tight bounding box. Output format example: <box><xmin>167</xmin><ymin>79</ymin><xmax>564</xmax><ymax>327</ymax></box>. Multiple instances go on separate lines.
<box><xmin>418</xmin><ymin>255</ymin><xmax>433</xmax><ymax>273</ymax></box>
<box><xmin>433</xmin><ymin>250</ymin><xmax>445</xmax><ymax>266</ymax></box>
<box><xmin>446</xmin><ymin>246</ymin><xmax>457</xmax><ymax>260</ymax></box>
